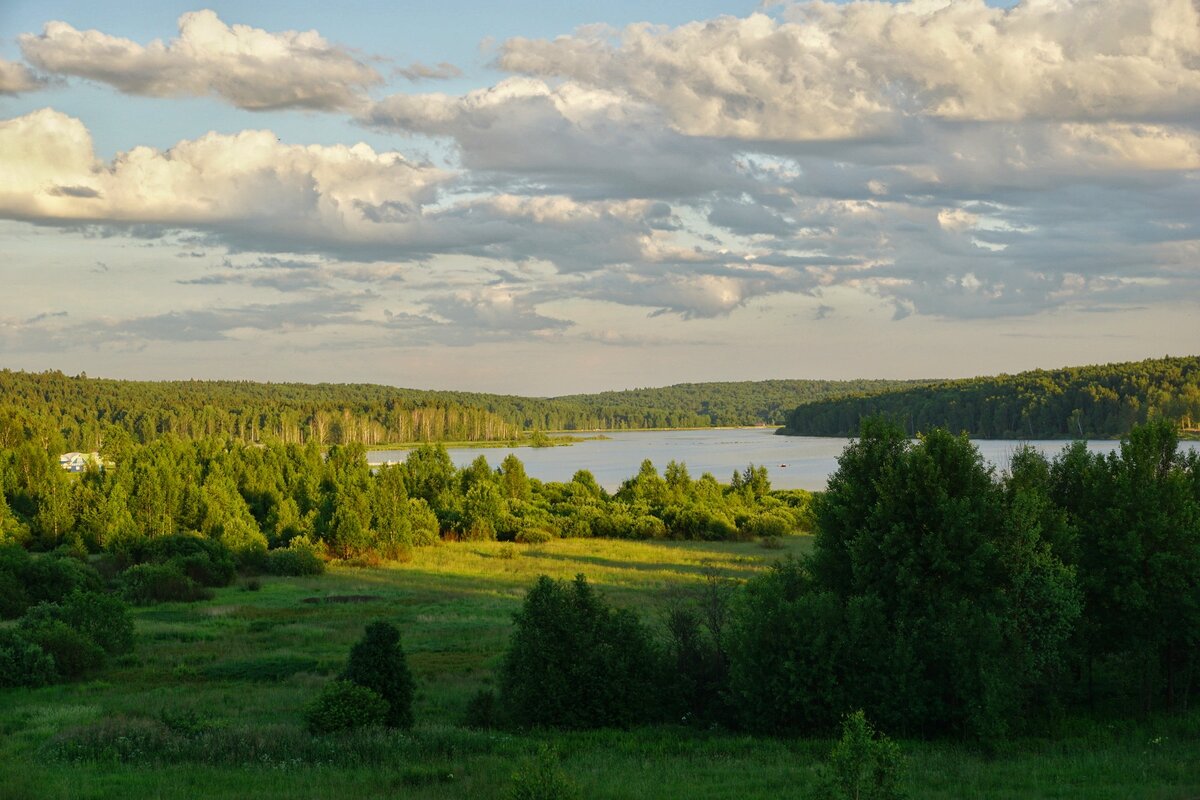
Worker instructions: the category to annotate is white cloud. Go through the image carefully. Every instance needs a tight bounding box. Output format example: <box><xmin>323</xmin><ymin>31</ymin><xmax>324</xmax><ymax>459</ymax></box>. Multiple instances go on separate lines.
<box><xmin>498</xmin><ymin>0</ymin><xmax>1200</xmax><ymax>141</ymax></box>
<box><xmin>20</xmin><ymin>10</ymin><xmax>381</xmax><ymax>110</ymax></box>
<box><xmin>0</xmin><ymin>108</ymin><xmax>447</xmax><ymax>250</ymax></box>
<box><xmin>0</xmin><ymin>58</ymin><xmax>46</xmax><ymax>94</ymax></box>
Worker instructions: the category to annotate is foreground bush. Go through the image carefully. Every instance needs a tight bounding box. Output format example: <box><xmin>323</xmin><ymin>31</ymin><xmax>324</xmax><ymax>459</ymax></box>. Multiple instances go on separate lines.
<box><xmin>304</xmin><ymin>680</ymin><xmax>388</xmax><ymax>735</ymax></box>
<box><xmin>499</xmin><ymin>574</ymin><xmax>661</xmax><ymax>729</ymax></box>
<box><xmin>341</xmin><ymin>621</ymin><xmax>414</xmax><ymax>729</ymax></box>
<box><xmin>815</xmin><ymin>711</ymin><xmax>905</xmax><ymax>800</ymax></box>
<box><xmin>503</xmin><ymin>746</ymin><xmax>581</xmax><ymax>800</ymax></box>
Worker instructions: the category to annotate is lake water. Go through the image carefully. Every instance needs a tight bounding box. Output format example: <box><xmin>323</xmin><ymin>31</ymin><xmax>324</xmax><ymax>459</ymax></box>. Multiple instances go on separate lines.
<box><xmin>368</xmin><ymin>428</ymin><xmax>1200</xmax><ymax>492</ymax></box>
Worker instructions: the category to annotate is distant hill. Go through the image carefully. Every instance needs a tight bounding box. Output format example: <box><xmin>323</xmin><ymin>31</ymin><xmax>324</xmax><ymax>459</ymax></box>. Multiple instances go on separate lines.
<box><xmin>779</xmin><ymin>356</ymin><xmax>1200</xmax><ymax>439</ymax></box>
<box><xmin>0</xmin><ymin>370</ymin><xmax>929</xmax><ymax>451</ymax></box>
<box><xmin>558</xmin><ymin>379</ymin><xmax>932</xmax><ymax>428</ymax></box>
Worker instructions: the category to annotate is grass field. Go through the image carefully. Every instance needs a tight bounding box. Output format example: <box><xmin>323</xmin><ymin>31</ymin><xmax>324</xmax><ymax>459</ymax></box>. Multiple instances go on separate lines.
<box><xmin>2</xmin><ymin>536</ymin><xmax>1198</xmax><ymax>799</ymax></box>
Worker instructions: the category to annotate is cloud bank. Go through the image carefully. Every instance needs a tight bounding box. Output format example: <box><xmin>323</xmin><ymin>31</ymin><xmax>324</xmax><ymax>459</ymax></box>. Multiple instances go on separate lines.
<box><xmin>2</xmin><ymin>0</ymin><xmax>1197</xmax><ymax>362</ymax></box>
<box><xmin>20</xmin><ymin>9</ymin><xmax>381</xmax><ymax>110</ymax></box>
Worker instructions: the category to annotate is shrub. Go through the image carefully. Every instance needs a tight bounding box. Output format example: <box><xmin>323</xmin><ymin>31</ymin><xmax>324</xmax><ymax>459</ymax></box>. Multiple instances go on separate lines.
<box><xmin>514</xmin><ymin>526</ymin><xmax>554</xmax><ymax>545</ymax></box>
<box><xmin>341</xmin><ymin>622</ymin><xmax>414</xmax><ymax>729</ymax></box>
<box><xmin>814</xmin><ymin>711</ymin><xmax>905</xmax><ymax>800</ymax></box>
<box><xmin>743</xmin><ymin>509</ymin><xmax>796</xmax><ymax>539</ymax></box>
<box><xmin>20</xmin><ymin>555</ymin><xmax>104</xmax><ymax>604</ymax></box>
<box><xmin>463</xmin><ymin>689</ymin><xmax>499</xmax><ymax>729</ymax></box>
<box><xmin>20</xmin><ymin>618</ymin><xmax>106</xmax><ymax>680</ymax></box>
<box><xmin>503</xmin><ymin>746</ymin><xmax>581</xmax><ymax>800</ymax></box>
<box><xmin>499</xmin><ymin>574</ymin><xmax>662</xmax><ymax>729</ymax></box>
<box><xmin>0</xmin><ymin>629</ymin><xmax>56</xmax><ymax>688</ymax></box>
<box><xmin>267</xmin><ymin>538</ymin><xmax>325</xmax><ymax>576</ymax></box>
<box><xmin>119</xmin><ymin>563</ymin><xmax>212</xmax><ymax>605</ymax></box>
<box><xmin>140</xmin><ymin>534</ymin><xmax>237</xmax><ymax>585</ymax></box>
<box><xmin>304</xmin><ymin>680</ymin><xmax>388</xmax><ymax>735</ymax></box>
<box><xmin>55</xmin><ymin>591</ymin><xmax>135</xmax><ymax>655</ymax></box>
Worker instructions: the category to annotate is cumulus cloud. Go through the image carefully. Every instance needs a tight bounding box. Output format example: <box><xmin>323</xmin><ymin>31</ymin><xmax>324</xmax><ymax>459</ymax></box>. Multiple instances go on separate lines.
<box><xmin>0</xmin><ymin>58</ymin><xmax>46</xmax><ymax>94</ymax></box>
<box><xmin>363</xmin><ymin>78</ymin><xmax>749</xmax><ymax>198</ymax></box>
<box><xmin>0</xmin><ymin>108</ymin><xmax>448</xmax><ymax>254</ymax></box>
<box><xmin>498</xmin><ymin>0</ymin><xmax>1200</xmax><ymax>141</ymax></box>
<box><xmin>20</xmin><ymin>10</ymin><xmax>381</xmax><ymax>110</ymax></box>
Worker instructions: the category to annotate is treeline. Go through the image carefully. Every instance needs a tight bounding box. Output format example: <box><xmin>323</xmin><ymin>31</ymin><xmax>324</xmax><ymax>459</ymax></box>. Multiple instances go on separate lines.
<box><xmin>780</xmin><ymin>355</ymin><xmax>1200</xmax><ymax>438</ymax></box>
<box><xmin>557</xmin><ymin>378</ymin><xmax>930</xmax><ymax>428</ymax></box>
<box><xmin>0</xmin><ymin>434</ymin><xmax>813</xmax><ymax>562</ymax></box>
<box><xmin>0</xmin><ymin>370</ymin><xmax>924</xmax><ymax>451</ymax></box>
<box><xmin>482</xmin><ymin>419</ymin><xmax>1200</xmax><ymax>741</ymax></box>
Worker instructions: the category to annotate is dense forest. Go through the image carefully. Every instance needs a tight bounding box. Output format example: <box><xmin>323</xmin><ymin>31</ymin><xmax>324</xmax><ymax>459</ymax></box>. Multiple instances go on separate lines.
<box><xmin>0</xmin><ymin>433</ymin><xmax>812</xmax><ymax>562</ymax></box>
<box><xmin>0</xmin><ymin>369</ymin><xmax>925</xmax><ymax>451</ymax></box>
<box><xmin>780</xmin><ymin>356</ymin><xmax>1200</xmax><ymax>438</ymax></box>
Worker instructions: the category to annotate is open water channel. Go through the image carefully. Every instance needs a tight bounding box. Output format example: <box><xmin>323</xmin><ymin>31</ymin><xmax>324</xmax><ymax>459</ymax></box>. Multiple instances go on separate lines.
<box><xmin>368</xmin><ymin>427</ymin><xmax>1200</xmax><ymax>492</ymax></box>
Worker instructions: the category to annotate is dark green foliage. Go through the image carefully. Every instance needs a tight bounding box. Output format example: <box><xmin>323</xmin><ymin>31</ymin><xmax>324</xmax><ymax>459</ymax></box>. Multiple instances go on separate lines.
<box><xmin>499</xmin><ymin>574</ymin><xmax>662</xmax><ymax>729</ymax></box>
<box><xmin>304</xmin><ymin>680</ymin><xmax>388</xmax><ymax>735</ymax></box>
<box><xmin>340</xmin><ymin>621</ymin><xmax>415</xmax><ymax>729</ymax></box>
<box><xmin>18</xmin><ymin>617</ymin><xmax>106</xmax><ymax>679</ymax></box>
<box><xmin>0</xmin><ymin>628</ymin><xmax>56</xmax><ymax>687</ymax></box>
<box><xmin>731</xmin><ymin>421</ymin><xmax>1082</xmax><ymax>739</ymax></box>
<box><xmin>502</xmin><ymin>746</ymin><xmax>581</xmax><ymax>800</ymax></box>
<box><xmin>782</xmin><ymin>355</ymin><xmax>1200</xmax><ymax>438</ymax></box>
<box><xmin>463</xmin><ymin>689</ymin><xmax>499</xmax><ymax>729</ymax></box>
<box><xmin>664</xmin><ymin>606</ymin><xmax>732</xmax><ymax>726</ymax></box>
<box><xmin>119</xmin><ymin>563</ymin><xmax>213</xmax><ymax>604</ymax></box>
<box><xmin>19</xmin><ymin>554</ymin><xmax>104</xmax><ymax>604</ymax></box>
<box><xmin>1055</xmin><ymin>419</ymin><xmax>1200</xmax><ymax>712</ymax></box>
<box><xmin>0</xmin><ymin>566</ymin><xmax>30</xmax><ymax>619</ymax></box>
<box><xmin>727</xmin><ymin>559</ymin><xmax>849</xmax><ymax>734</ymax></box>
<box><xmin>141</xmin><ymin>534</ymin><xmax>237</xmax><ymax>587</ymax></box>
<box><xmin>53</xmin><ymin>591</ymin><xmax>135</xmax><ymax>655</ymax></box>
<box><xmin>814</xmin><ymin>711</ymin><xmax>905</xmax><ymax>800</ymax></box>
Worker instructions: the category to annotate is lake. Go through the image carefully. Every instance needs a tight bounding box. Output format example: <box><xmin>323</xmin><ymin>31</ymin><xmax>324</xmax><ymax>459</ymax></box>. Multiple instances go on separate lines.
<box><xmin>368</xmin><ymin>428</ymin><xmax>1200</xmax><ymax>492</ymax></box>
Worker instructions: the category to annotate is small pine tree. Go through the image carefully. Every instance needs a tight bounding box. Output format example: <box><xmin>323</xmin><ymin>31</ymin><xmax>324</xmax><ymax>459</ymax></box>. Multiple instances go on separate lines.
<box><xmin>341</xmin><ymin>621</ymin><xmax>414</xmax><ymax>729</ymax></box>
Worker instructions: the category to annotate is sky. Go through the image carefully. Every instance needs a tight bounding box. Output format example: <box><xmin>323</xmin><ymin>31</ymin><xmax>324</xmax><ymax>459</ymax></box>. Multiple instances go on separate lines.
<box><xmin>0</xmin><ymin>0</ymin><xmax>1195</xmax><ymax>395</ymax></box>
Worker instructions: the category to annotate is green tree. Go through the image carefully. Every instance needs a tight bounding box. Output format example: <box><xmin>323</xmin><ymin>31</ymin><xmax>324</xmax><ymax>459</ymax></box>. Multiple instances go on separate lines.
<box><xmin>499</xmin><ymin>574</ymin><xmax>661</xmax><ymax>729</ymax></box>
<box><xmin>341</xmin><ymin>621</ymin><xmax>414</xmax><ymax>729</ymax></box>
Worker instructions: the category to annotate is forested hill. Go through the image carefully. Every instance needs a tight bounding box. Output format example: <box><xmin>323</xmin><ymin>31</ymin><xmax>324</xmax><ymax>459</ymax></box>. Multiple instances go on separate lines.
<box><xmin>557</xmin><ymin>379</ymin><xmax>930</xmax><ymax>428</ymax></box>
<box><xmin>0</xmin><ymin>370</ymin><xmax>926</xmax><ymax>451</ymax></box>
<box><xmin>779</xmin><ymin>356</ymin><xmax>1200</xmax><ymax>439</ymax></box>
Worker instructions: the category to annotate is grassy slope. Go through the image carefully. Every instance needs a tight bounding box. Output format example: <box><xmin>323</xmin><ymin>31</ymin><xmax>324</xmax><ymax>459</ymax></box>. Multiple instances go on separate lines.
<box><xmin>2</xmin><ymin>537</ymin><xmax>1198</xmax><ymax>800</ymax></box>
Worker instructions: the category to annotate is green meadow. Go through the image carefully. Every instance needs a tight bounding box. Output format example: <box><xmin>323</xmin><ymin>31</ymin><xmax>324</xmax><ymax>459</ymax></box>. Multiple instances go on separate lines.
<box><xmin>2</xmin><ymin>536</ymin><xmax>1198</xmax><ymax>800</ymax></box>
